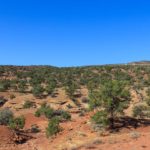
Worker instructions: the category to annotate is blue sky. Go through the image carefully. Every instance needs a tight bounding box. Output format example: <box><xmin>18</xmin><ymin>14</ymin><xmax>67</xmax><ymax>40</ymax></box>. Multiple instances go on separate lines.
<box><xmin>0</xmin><ymin>0</ymin><xmax>150</xmax><ymax>67</ymax></box>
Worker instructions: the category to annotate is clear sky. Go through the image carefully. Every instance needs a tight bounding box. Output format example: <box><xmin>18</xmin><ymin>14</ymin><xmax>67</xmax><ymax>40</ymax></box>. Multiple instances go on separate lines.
<box><xmin>0</xmin><ymin>0</ymin><xmax>150</xmax><ymax>67</ymax></box>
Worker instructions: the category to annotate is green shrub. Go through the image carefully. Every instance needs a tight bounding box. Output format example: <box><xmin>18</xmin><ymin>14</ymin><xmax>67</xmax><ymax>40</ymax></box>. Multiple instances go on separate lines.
<box><xmin>0</xmin><ymin>80</ymin><xmax>10</xmax><ymax>92</ymax></box>
<box><xmin>133</xmin><ymin>105</ymin><xmax>148</xmax><ymax>119</ymax></box>
<box><xmin>44</xmin><ymin>108</ymin><xmax>54</xmax><ymax>119</ymax></box>
<box><xmin>9</xmin><ymin>116</ymin><xmax>25</xmax><ymax>130</ymax></box>
<box><xmin>45</xmin><ymin>80</ymin><xmax>56</xmax><ymax>96</ymax></box>
<box><xmin>32</xmin><ymin>84</ymin><xmax>44</xmax><ymax>98</ymax></box>
<box><xmin>35</xmin><ymin>103</ymin><xmax>54</xmax><ymax>119</ymax></box>
<box><xmin>46</xmin><ymin>117</ymin><xmax>61</xmax><ymax>137</ymax></box>
<box><xmin>0</xmin><ymin>109</ymin><xmax>13</xmax><ymax>125</ymax></box>
<box><xmin>18</xmin><ymin>80</ymin><xmax>26</xmax><ymax>93</ymax></box>
<box><xmin>23</xmin><ymin>100</ymin><xmax>34</xmax><ymax>109</ymax></box>
<box><xmin>91</xmin><ymin>111</ymin><xmax>109</xmax><ymax>128</ymax></box>
<box><xmin>61</xmin><ymin>111</ymin><xmax>71</xmax><ymax>121</ymax></box>
<box><xmin>53</xmin><ymin>110</ymin><xmax>71</xmax><ymax>121</ymax></box>
<box><xmin>35</xmin><ymin>110</ymin><xmax>41</xmax><ymax>117</ymax></box>
<box><xmin>89</xmin><ymin>80</ymin><xmax>130</xmax><ymax>129</ymax></box>
<box><xmin>0</xmin><ymin>84</ymin><xmax>6</xmax><ymax>92</ymax></box>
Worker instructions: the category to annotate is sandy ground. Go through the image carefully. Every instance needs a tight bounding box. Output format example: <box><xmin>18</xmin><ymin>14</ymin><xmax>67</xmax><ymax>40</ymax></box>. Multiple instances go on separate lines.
<box><xmin>0</xmin><ymin>89</ymin><xmax>150</xmax><ymax>150</ymax></box>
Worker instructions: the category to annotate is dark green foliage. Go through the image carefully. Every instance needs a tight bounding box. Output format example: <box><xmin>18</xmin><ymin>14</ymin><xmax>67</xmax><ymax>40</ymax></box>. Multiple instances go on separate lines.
<box><xmin>0</xmin><ymin>80</ymin><xmax>10</xmax><ymax>92</ymax></box>
<box><xmin>132</xmin><ymin>105</ymin><xmax>150</xmax><ymax>119</ymax></box>
<box><xmin>65</xmin><ymin>83</ymin><xmax>78</xmax><ymax>99</ymax></box>
<box><xmin>10</xmin><ymin>80</ymin><xmax>18</xmax><ymax>91</ymax></box>
<box><xmin>91</xmin><ymin>111</ymin><xmax>109</xmax><ymax>128</ymax></box>
<box><xmin>9</xmin><ymin>116</ymin><xmax>25</xmax><ymax>130</ymax></box>
<box><xmin>64</xmin><ymin>73</ymin><xmax>79</xmax><ymax>99</ymax></box>
<box><xmin>35</xmin><ymin>103</ymin><xmax>71</xmax><ymax>121</ymax></box>
<box><xmin>61</xmin><ymin>111</ymin><xmax>71</xmax><ymax>120</ymax></box>
<box><xmin>46</xmin><ymin>117</ymin><xmax>61</xmax><ymax>137</ymax></box>
<box><xmin>0</xmin><ymin>84</ymin><xmax>6</xmax><ymax>92</ymax></box>
<box><xmin>18</xmin><ymin>80</ymin><xmax>27</xmax><ymax>93</ymax></box>
<box><xmin>45</xmin><ymin>79</ymin><xmax>57</xmax><ymax>96</ymax></box>
<box><xmin>89</xmin><ymin>80</ymin><xmax>130</xmax><ymax>129</ymax></box>
<box><xmin>44</xmin><ymin>108</ymin><xmax>54</xmax><ymax>119</ymax></box>
<box><xmin>53</xmin><ymin>110</ymin><xmax>71</xmax><ymax>121</ymax></box>
<box><xmin>35</xmin><ymin>103</ymin><xmax>54</xmax><ymax>119</ymax></box>
<box><xmin>32</xmin><ymin>84</ymin><xmax>44</xmax><ymax>98</ymax></box>
<box><xmin>35</xmin><ymin>110</ymin><xmax>41</xmax><ymax>117</ymax></box>
<box><xmin>0</xmin><ymin>65</ymin><xmax>149</xmax><ymax>101</ymax></box>
<box><xmin>0</xmin><ymin>67</ymin><xmax>5</xmax><ymax>76</ymax></box>
<box><xmin>0</xmin><ymin>109</ymin><xmax>13</xmax><ymax>125</ymax></box>
<box><xmin>23</xmin><ymin>100</ymin><xmax>34</xmax><ymax>109</ymax></box>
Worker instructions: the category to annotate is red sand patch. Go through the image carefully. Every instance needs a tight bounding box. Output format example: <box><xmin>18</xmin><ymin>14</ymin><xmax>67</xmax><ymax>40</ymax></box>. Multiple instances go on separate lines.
<box><xmin>0</xmin><ymin>126</ymin><xmax>18</xmax><ymax>150</ymax></box>
<box><xmin>24</xmin><ymin>113</ymin><xmax>47</xmax><ymax>130</ymax></box>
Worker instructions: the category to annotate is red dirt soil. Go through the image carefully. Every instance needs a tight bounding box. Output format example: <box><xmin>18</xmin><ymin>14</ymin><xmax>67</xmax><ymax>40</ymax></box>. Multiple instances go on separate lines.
<box><xmin>0</xmin><ymin>126</ymin><xmax>18</xmax><ymax>150</ymax></box>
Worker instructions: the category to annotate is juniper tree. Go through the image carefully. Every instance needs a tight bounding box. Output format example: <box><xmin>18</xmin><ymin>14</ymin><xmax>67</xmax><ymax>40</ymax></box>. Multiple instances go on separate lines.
<box><xmin>89</xmin><ymin>80</ymin><xmax>130</xmax><ymax>129</ymax></box>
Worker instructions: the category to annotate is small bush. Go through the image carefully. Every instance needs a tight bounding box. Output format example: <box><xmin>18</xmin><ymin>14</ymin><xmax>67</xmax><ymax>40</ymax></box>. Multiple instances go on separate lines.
<box><xmin>46</xmin><ymin>117</ymin><xmax>61</xmax><ymax>137</ymax></box>
<box><xmin>0</xmin><ymin>84</ymin><xmax>5</xmax><ymax>92</ymax></box>
<box><xmin>53</xmin><ymin>110</ymin><xmax>71</xmax><ymax>121</ymax></box>
<box><xmin>133</xmin><ymin>105</ymin><xmax>148</xmax><ymax>119</ymax></box>
<box><xmin>61</xmin><ymin>111</ymin><xmax>71</xmax><ymax>121</ymax></box>
<box><xmin>0</xmin><ymin>109</ymin><xmax>13</xmax><ymax>125</ymax></box>
<box><xmin>35</xmin><ymin>110</ymin><xmax>41</xmax><ymax>117</ymax></box>
<box><xmin>91</xmin><ymin>111</ymin><xmax>109</xmax><ymax>128</ymax></box>
<box><xmin>0</xmin><ymin>81</ymin><xmax>10</xmax><ymax>92</ymax></box>
<box><xmin>9</xmin><ymin>116</ymin><xmax>25</xmax><ymax>130</ymax></box>
<box><xmin>35</xmin><ymin>103</ymin><xmax>71</xmax><ymax>121</ymax></box>
<box><xmin>44</xmin><ymin>108</ymin><xmax>54</xmax><ymax>119</ymax></box>
<box><xmin>35</xmin><ymin>103</ymin><xmax>54</xmax><ymax>119</ymax></box>
<box><xmin>32</xmin><ymin>85</ymin><xmax>44</xmax><ymax>98</ymax></box>
<box><xmin>23</xmin><ymin>100</ymin><xmax>34</xmax><ymax>109</ymax></box>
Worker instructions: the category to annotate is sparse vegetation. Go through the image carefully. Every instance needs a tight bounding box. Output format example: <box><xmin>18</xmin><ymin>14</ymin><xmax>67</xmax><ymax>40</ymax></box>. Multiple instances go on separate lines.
<box><xmin>1</xmin><ymin>64</ymin><xmax>150</xmax><ymax>147</ymax></box>
<box><xmin>132</xmin><ymin>105</ymin><xmax>150</xmax><ymax>119</ymax></box>
<box><xmin>9</xmin><ymin>116</ymin><xmax>25</xmax><ymax>130</ymax></box>
<box><xmin>91</xmin><ymin>111</ymin><xmax>109</xmax><ymax>128</ymax></box>
<box><xmin>46</xmin><ymin>117</ymin><xmax>61</xmax><ymax>137</ymax></box>
<box><xmin>0</xmin><ymin>108</ymin><xmax>13</xmax><ymax>125</ymax></box>
<box><xmin>35</xmin><ymin>103</ymin><xmax>71</xmax><ymax>121</ymax></box>
<box><xmin>89</xmin><ymin>80</ymin><xmax>130</xmax><ymax>129</ymax></box>
<box><xmin>32</xmin><ymin>84</ymin><xmax>44</xmax><ymax>98</ymax></box>
<box><xmin>35</xmin><ymin>103</ymin><xmax>54</xmax><ymax>119</ymax></box>
<box><xmin>23</xmin><ymin>100</ymin><xmax>34</xmax><ymax>109</ymax></box>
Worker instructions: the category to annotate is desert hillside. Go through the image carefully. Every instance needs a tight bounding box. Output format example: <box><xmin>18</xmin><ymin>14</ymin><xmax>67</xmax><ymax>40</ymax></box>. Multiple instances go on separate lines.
<box><xmin>0</xmin><ymin>64</ymin><xmax>150</xmax><ymax>150</ymax></box>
